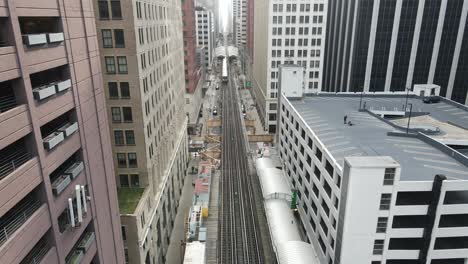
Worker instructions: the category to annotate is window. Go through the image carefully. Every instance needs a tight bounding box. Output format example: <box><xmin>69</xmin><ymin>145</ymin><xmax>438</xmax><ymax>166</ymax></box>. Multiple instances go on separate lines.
<box><xmin>120</xmin><ymin>174</ymin><xmax>129</xmax><ymax>187</ymax></box>
<box><xmin>111</xmin><ymin>107</ymin><xmax>121</xmax><ymax>122</ymax></box>
<box><xmin>373</xmin><ymin>240</ymin><xmax>384</xmax><ymax>255</ymax></box>
<box><xmin>122</xmin><ymin>107</ymin><xmax>133</xmax><ymax>122</ymax></box>
<box><xmin>98</xmin><ymin>0</ymin><xmax>109</xmax><ymax>19</ymax></box>
<box><xmin>380</xmin><ymin>193</ymin><xmax>392</xmax><ymax>210</ymax></box>
<box><xmin>120</xmin><ymin>82</ymin><xmax>130</xmax><ymax>98</ymax></box>
<box><xmin>105</xmin><ymin>56</ymin><xmax>116</xmax><ymax>74</ymax></box>
<box><xmin>117</xmin><ymin>153</ymin><xmax>126</xmax><ymax>167</ymax></box>
<box><xmin>114</xmin><ymin>130</ymin><xmax>125</xmax><ymax>145</ymax></box>
<box><xmin>376</xmin><ymin>217</ymin><xmax>388</xmax><ymax>233</ymax></box>
<box><xmin>125</xmin><ymin>130</ymin><xmax>135</xmax><ymax>145</ymax></box>
<box><xmin>121</xmin><ymin>226</ymin><xmax>127</xmax><ymax>240</ymax></box>
<box><xmin>128</xmin><ymin>153</ymin><xmax>137</xmax><ymax>167</ymax></box>
<box><xmin>111</xmin><ymin>0</ymin><xmax>122</xmax><ymax>19</ymax></box>
<box><xmin>117</xmin><ymin>56</ymin><xmax>128</xmax><ymax>74</ymax></box>
<box><xmin>114</xmin><ymin>29</ymin><xmax>125</xmax><ymax>47</ymax></box>
<box><xmin>108</xmin><ymin>82</ymin><xmax>118</xmax><ymax>98</ymax></box>
<box><xmin>384</xmin><ymin>168</ymin><xmax>396</xmax><ymax>185</ymax></box>
<box><xmin>131</xmin><ymin>174</ymin><xmax>140</xmax><ymax>186</ymax></box>
<box><xmin>102</xmin><ymin>29</ymin><xmax>113</xmax><ymax>48</ymax></box>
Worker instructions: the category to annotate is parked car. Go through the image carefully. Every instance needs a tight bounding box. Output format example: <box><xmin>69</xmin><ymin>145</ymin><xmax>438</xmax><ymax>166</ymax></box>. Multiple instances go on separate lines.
<box><xmin>423</xmin><ymin>96</ymin><xmax>441</xmax><ymax>104</ymax></box>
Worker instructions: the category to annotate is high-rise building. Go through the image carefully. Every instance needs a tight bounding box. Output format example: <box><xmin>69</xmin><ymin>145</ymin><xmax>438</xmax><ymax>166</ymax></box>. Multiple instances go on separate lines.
<box><xmin>246</xmin><ymin>0</ymin><xmax>254</xmax><ymax>58</ymax></box>
<box><xmin>233</xmin><ymin>0</ymin><xmax>247</xmax><ymax>47</ymax></box>
<box><xmin>195</xmin><ymin>6</ymin><xmax>215</xmax><ymax>68</ymax></box>
<box><xmin>0</xmin><ymin>0</ymin><xmax>124</xmax><ymax>263</ymax></box>
<box><xmin>323</xmin><ymin>0</ymin><xmax>468</xmax><ymax>105</ymax></box>
<box><xmin>94</xmin><ymin>0</ymin><xmax>189</xmax><ymax>263</ymax></box>
<box><xmin>277</xmin><ymin>91</ymin><xmax>468</xmax><ymax>264</ymax></box>
<box><xmin>183</xmin><ymin>0</ymin><xmax>203</xmax><ymax>133</ymax></box>
<box><xmin>252</xmin><ymin>0</ymin><xmax>327</xmax><ymax>133</ymax></box>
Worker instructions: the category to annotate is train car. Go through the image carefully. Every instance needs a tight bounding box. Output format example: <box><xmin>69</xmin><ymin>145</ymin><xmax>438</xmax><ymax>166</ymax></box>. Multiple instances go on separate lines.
<box><xmin>222</xmin><ymin>58</ymin><xmax>228</xmax><ymax>83</ymax></box>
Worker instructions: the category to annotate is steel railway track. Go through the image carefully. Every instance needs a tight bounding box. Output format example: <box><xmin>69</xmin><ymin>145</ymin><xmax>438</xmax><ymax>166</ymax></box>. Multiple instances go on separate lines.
<box><xmin>218</xmin><ymin>61</ymin><xmax>264</xmax><ymax>264</ymax></box>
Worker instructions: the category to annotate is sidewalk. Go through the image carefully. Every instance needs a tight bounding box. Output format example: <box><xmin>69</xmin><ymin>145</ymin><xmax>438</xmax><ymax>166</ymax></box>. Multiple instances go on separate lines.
<box><xmin>166</xmin><ymin>159</ymin><xmax>198</xmax><ymax>264</ymax></box>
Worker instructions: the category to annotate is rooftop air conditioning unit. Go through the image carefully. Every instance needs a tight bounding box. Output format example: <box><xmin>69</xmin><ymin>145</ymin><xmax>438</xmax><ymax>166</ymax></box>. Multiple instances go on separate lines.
<box><xmin>64</xmin><ymin>161</ymin><xmax>84</xmax><ymax>179</ymax></box>
<box><xmin>56</xmin><ymin>79</ymin><xmax>71</xmax><ymax>92</ymax></box>
<box><xmin>47</xmin><ymin>32</ymin><xmax>64</xmax><ymax>43</ymax></box>
<box><xmin>22</xmin><ymin>34</ymin><xmax>47</xmax><ymax>46</ymax></box>
<box><xmin>43</xmin><ymin>131</ymin><xmax>65</xmax><ymax>150</ymax></box>
<box><xmin>58</xmin><ymin>122</ymin><xmax>78</xmax><ymax>137</ymax></box>
<box><xmin>33</xmin><ymin>84</ymin><xmax>56</xmax><ymax>101</ymax></box>
<box><xmin>51</xmin><ymin>175</ymin><xmax>71</xmax><ymax>196</ymax></box>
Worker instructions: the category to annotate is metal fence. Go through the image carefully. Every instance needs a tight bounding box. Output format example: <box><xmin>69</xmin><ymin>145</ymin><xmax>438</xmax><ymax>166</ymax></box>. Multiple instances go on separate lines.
<box><xmin>0</xmin><ymin>148</ymin><xmax>31</xmax><ymax>181</ymax></box>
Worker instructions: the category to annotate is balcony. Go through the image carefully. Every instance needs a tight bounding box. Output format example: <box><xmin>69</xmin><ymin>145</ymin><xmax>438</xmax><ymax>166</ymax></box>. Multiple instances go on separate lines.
<box><xmin>40</xmin><ymin>111</ymin><xmax>78</xmax><ymax>152</ymax></box>
<box><xmin>65</xmin><ymin>250</ymin><xmax>83</xmax><ymax>264</ymax></box>
<box><xmin>76</xmin><ymin>232</ymin><xmax>95</xmax><ymax>253</ymax></box>
<box><xmin>19</xmin><ymin>17</ymin><xmax>66</xmax><ymax>72</ymax></box>
<box><xmin>0</xmin><ymin>139</ymin><xmax>40</xmax><ymax>216</ymax></box>
<box><xmin>0</xmin><ymin>138</ymin><xmax>33</xmax><ymax>182</ymax></box>
<box><xmin>0</xmin><ymin>18</ymin><xmax>20</xmax><ymax>81</ymax></box>
<box><xmin>30</xmin><ymin>65</ymin><xmax>71</xmax><ymax>105</ymax></box>
<box><xmin>0</xmin><ymin>80</ymin><xmax>32</xmax><ymax>145</ymax></box>
<box><xmin>50</xmin><ymin>153</ymin><xmax>84</xmax><ymax>197</ymax></box>
<box><xmin>19</xmin><ymin>237</ymin><xmax>51</xmax><ymax>264</ymax></box>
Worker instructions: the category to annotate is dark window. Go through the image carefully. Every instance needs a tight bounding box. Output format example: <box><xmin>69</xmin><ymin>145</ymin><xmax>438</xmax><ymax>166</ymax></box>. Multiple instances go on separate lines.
<box><xmin>102</xmin><ymin>29</ymin><xmax>113</xmax><ymax>48</ymax></box>
<box><xmin>98</xmin><ymin>0</ymin><xmax>109</xmax><ymax>19</ymax></box>
<box><xmin>314</xmin><ymin>166</ymin><xmax>321</xmax><ymax>181</ymax></box>
<box><xmin>439</xmin><ymin>214</ymin><xmax>468</xmax><ymax>228</ymax></box>
<box><xmin>392</xmin><ymin>215</ymin><xmax>427</xmax><ymax>229</ymax></box>
<box><xmin>396</xmin><ymin>191</ymin><xmax>432</xmax><ymax>205</ymax></box>
<box><xmin>325</xmin><ymin>160</ymin><xmax>334</xmax><ymax>176</ymax></box>
<box><xmin>380</xmin><ymin>193</ymin><xmax>391</xmax><ymax>210</ymax></box>
<box><xmin>444</xmin><ymin>191</ymin><xmax>468</xmax><ymax>204</ymax></box>
<box><xmin>108</xmin><ymin>82</ymin><xmax>118</xmax><ymax>98</ymax></box>
<box><xmin>121</xmin><ymin>226</ymin><xmax>127</xmax><ymax>240</ymax></box>
<box><xmin>119</xmin><ymin>174</ymin><xmax>129</xmax><ymax>187</ymax></box>
<box><xmin>114</xmin><ymin>130</ymin><xmax>124</xmax><ymax>145</ymax></box>
<box><xmin>373</xmin><ymin>240</ymin><xmax>384</xmax><ymax>255</ymax></box>
<box><xmin>105</xmin><ymin>56</ymin><xmax>116</xmax><ymax>74</ymax></box>
<box><xmin>434</xmin><ymin>237</ymin><xmax>468</xmax><ymax>249</ymax></box>
<box><xmin>320</xmin><ymin>217</ymin><xmax>328</xmax><ymax>234</ymax></box>
<box><xmin>111</xmin><ymin>107</ymin><xmax>121</xmax><ymax>122</ymax></box>
<box><xmin>315</xmin><ymin>148</ymin><xmax>322</xmax><ymax>161</ymax></box>
<box><xmin>114</xmin><ymin>29</ymin><xmax>125</xmax><ymax>47</ymax></box>
<box><xmin>389</xmin><ymin>238</ymin><xmax>423</xmax><ymax>250</ymax></box>
<box><xmin>323</xmin><ymin>180</ymin><xmax>332</xmax><ymax>198</ymax></box>
<box><xmin>125</xmin><ymin>130</ymin><xmax>135</xmax><ymax>145</ymax></box>
<box><xmin>120</xmin><ymin>82</ymin><xmax>130</xmax><ymax>98</ymax></box>
<box><xmin>122</xmin><ymin>107</ymin><xmax>133</xmax><ymax>122</ymax></box>
<box><xmin>117</xmin><ymin>153</ymin><xmax>126</xmax><ymax>167</ymax></box>
<box><xmin>130</xmin><ymin>174</ymin><xmax>140</xmax><ymax>186</ymax></box>
<box><xmin>111</xmin><ymin>0</ymin><xmax>122</xmax><ymax>19</ymax></box>
<box><xmin>376</xmin><ymin>217</ymin><xmax>388</xmax><ymax>233</ymax></box>
<box><xmin>384</xmin><ymin>168</ymin><xmax>396</xmax><ymax>185</ymax></box>
<box><xmin>128</xmin><ymin>153</ymin><xmax>137</xmax><ymax>168</ymax></box>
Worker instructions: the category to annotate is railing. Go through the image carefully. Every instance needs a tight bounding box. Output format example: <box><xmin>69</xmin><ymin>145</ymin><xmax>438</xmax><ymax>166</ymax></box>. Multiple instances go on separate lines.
<box><xmin>0</xmin><ymin>197</ymin><xmax>41</xmax><ymax>247</ymax></box>
<box><xmin>0</xmin><ymin>94</ymin><xmax>17</xmax><ymax>113</ymax></box>
<box><xmin>0</xmin><ymin>148</ymin><xmax>31</xmax><ymax>181</ymax></box>
<box><xmin>20</xmin><ymin>238</ymin><xmax>50</xmax><ymax>264</ymax></box>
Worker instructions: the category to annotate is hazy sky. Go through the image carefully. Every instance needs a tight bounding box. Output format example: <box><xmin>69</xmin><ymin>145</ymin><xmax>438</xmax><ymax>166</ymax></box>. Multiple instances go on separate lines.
<box><xmin>219</xmin><ymin>0</ymin><xmax>231</xmax><ymax>32</ymax></box>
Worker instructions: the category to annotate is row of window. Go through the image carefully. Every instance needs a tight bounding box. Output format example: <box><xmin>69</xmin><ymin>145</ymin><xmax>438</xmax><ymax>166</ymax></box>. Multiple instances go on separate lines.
<box><xmin>135</xmin><ymin>1</ymin><xmax>167</xmax><ymax>20</ymax></box>
<box><xmin>98</xmin><ymin>0</ymin><xmax>122</xmax><ymax>20</ymax></box>
<box><xmin>272</xmin><ymin>26</ymin><xmax>323</xmax><ymax>36</ymax></box>
<box><xmin>105</xmin><ymin>56</ymin><xmax>128</xmax><ymax>74</ymax></box>
<box><xmin>111</xmin><ymin>106</ymin><xmax>133</xmax><ymax>123</ymax></box>
<box><xmin>114</xmin><ymin>130</ymin><xmax>135</xmax><ymax>145</ymax></box>
<box><xmin>102</xmin><ymin>29</ymin><xmax>125</xmax><ymax>48</ymax></box>
<box><xmin>116</xmin><ymin>152</ymin><xmax>138</xmax><ymax>168</ymax></box>
<box><xmin>138</xmin><ymin>25</ymin><xmax>168</xmax><ymax>46</ymax></box>
<box><xmin>109</xmin><ymin>82</ymin><xmax>130</xmax><ymax>99</ymax></box>
<box><xmin>272</xmin><ymin>3</ymin><xmax>324</xmax><ymax>12</ymax></box>
<box><xmin>272</xmin><ymin>38</ymin><xmax>322</xmax><ymax>47</ymax></box>
<box><xmin>272</xmin><ymin>15</ymin><xmax>323</xmax><ymax>24</ymax></box>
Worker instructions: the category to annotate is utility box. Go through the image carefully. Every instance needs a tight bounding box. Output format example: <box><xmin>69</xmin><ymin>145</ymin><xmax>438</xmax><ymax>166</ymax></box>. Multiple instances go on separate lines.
<box><xmin>279</xmin><ymin>64</ymin><xmax>304</xmax><ymax>99</ymax></box>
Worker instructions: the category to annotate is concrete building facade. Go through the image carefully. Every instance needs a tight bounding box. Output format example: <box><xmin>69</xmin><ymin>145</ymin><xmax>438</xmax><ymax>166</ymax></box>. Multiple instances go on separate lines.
<box><xmin>323</xmin><ymin>0</ymin><xmax>468</xmax><ymax>105</ymax></box>
<box><xmin>252</xmin><ymin>0</ymin><xmax>327</xmax><ymax>134</ymax></box>
<box><xmin>233</xmin><ymin>0</ymin><xmax>247</xmax><ymax>47</ymax></box>
<box><xmin>195</xmin><ymin>6</ymin><xmax>215</xmax><ymax>69</ymax></box>
<box><xmin>0</xmin><ymin>0</ymin><xmax>125</xmax><ymax>263</ymax></box>
<box><xmin>183</xmin><ymin>0</ymin><xmax>202</xmax><ymax>94</ymax></box>
<box><xmin>278</xmin><ymin>92</ymin><xmax>468</xmax><ymax>264</ymax></box>
<box><xmin>94</xmin><ymin>0</ymin><xmax>189</xmax><ymax>263</ymax></box>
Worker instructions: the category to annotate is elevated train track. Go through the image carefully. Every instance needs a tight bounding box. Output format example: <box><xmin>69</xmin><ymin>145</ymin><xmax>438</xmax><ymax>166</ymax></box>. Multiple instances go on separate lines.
<box><xmin>218</xmin><ymin>59</ymin><xmax>264</xmax><ymax>264</ymax></box>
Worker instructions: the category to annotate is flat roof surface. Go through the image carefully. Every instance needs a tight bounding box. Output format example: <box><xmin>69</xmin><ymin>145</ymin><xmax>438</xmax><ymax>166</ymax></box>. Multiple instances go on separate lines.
<box><xmin>289</xmin><ymin>95</ymin><xmax>468</xmax><ymax>181</ymax></box>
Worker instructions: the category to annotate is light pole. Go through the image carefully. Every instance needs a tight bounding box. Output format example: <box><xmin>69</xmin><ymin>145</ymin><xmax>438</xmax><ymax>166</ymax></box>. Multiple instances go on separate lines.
<box><xmin>406</xmin><ymin>103</ymin><xmax>413</xmax><ymax>134</ymax></box>
<box><xmin>404</xmin><ymin>86</ymin><xmax>411</xmax><ymax>112</ymax></box>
